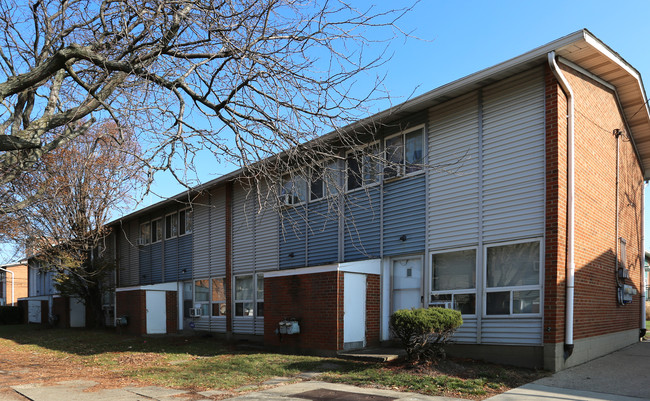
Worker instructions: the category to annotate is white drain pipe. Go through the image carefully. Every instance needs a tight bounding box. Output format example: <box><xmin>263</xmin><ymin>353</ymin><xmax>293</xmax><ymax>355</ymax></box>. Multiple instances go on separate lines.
<box><xmin>548</xmin><ymin>52</ymin><xmax>575</xmax><ymax>358</ymax></box>
<box><xmin>0</xmin><ymin>267</ymin><xmax>15</xmax><ymax>306</ymax></box>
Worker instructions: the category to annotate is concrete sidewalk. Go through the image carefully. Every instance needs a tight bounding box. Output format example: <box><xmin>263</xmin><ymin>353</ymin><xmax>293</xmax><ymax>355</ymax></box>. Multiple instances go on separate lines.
<box><xmin>485</xmin><ymin>341</ymin><xmax>650</xmax><ymax>401</ymax></box>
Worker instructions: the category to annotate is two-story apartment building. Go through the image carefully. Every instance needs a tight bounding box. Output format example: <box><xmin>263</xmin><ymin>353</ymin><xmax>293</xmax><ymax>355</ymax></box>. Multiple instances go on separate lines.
<box><xmin>24</xmin><ymin>29</ymin><xmax>650</xmax><ymax>372</ymax></box>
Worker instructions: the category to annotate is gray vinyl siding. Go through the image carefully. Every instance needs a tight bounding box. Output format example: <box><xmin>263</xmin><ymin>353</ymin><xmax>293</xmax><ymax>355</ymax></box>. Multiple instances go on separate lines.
<box><xmin>427</xmin><ymin>92</ymin><xmax>480</xmax><ymax>250</ymax></box>
<box><xmin>343</xmin><ymin>187</ymin><xmax>381</xmax><ymax>261</ymax></box>
<box><xmin>192</xmin><ymin>193</ymin><xmax>211</xmax><ymax>278</ymax></box>
<box><xmin>307</xmin><ymin>200</ymin><xmax>339</xmax><ymax>266</ymax></box>
<box><xmin>210</xmin><ymin>189</ymin><xmax>227</xmax><ymax>276</ymax></box>
<box><xmin>279</xmin><ymin>206</ymin><xmax>307</xmax><ymax>269</ymax></box>
<box><xmin>118</xmin><ymin>221</ymin><xmax>139</xmax><ymax>287</ymax></box>
<box><xmin>482</xmin><ymin>67</ymin><xmax>545</xmax><ymax>243</ymax></box>
<box><xmin>232</xmin><ymin>185</ymin><xmax>255</xmax><ymax>274</ymax></box>
<box><xmin>426</xmin><ymin>67</ymin><xmax>545</xmax><ymax>346</ymax></box>
<box><xmin>254</xmin><ymin>184</ymin><xmax>279</xmax><ymax>272</ymax></box>
<box><xmin>177</xmin><ymin>234</ymin><xmax>192</xmax><ymax>281</ymax></box>
<box><xmin>139</xmin><ymin>244</ymin><xmax>152</xmax><ymax>285</ymax></box>
<box><xmin>383</xmin><ymin>175</ymin><xmax>426</xmax><ymax>256</ymax></box>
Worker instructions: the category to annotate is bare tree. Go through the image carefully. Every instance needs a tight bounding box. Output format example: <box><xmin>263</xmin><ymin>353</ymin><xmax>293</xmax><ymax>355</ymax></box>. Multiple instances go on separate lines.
<box><xmin>0</xmin><ymin>0</ymin><xmax>413</xmax><ymax>213</ymax></box>
<box><xmin>3</xmin><ymin>121</ymin><xmax>142</xmax><ymax>326</ymax></box>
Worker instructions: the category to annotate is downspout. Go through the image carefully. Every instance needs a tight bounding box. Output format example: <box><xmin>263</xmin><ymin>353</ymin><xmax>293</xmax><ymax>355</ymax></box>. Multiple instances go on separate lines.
<box><xmin>548</xmin><ymin>52</ymin><xmax>575</xmax><ymax>359</ymax></box>
<box><xmin>0</xmin><ymin>267</ymin><xmax>15</xmax><ymax>306</ymax></box>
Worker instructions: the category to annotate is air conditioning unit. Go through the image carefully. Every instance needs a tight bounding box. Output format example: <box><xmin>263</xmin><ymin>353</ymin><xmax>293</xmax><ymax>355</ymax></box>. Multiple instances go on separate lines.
<box><xmin>430</xmin><ymin>301</ymin><xmax>453</xmax><ymax>309</ymax></box>
<box><xmin>189</xmin><ymin>307</ymin><xmax>202</xmax><ymax>317</ymax></box>
<box><xmin>137</xmin><ymin>238</ymin><xmax>147</xmax><ymax>247</ymax></box>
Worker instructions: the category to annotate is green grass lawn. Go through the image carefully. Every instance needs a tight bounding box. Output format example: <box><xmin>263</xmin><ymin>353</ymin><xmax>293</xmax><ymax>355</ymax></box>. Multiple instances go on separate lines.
<box><xmin>0</xmin><ymin>325</ymin><xmax>544</xmax><ymax>399</ymax></box>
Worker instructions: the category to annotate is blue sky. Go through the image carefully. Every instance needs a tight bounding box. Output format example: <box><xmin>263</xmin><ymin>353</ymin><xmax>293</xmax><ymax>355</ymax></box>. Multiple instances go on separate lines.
<box><xmin>3</xmin><ymin>1</ymin><xmax>650</xmax><ymax>262</ymax></box>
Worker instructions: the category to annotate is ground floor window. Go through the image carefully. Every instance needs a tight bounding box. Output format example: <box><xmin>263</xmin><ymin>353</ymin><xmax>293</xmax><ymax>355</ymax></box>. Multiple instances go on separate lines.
<box><xmin>485</xmin><ymin>240</ymin><xmax>541</xmax><ymax>316</ymax></box>
<box><xmin>194</xmin><ymin>279</ymin><xmax>210</xmax><ymax>316</ymax></box>
<box><xmin>430</xmin><ymin>248</ymin><xmax>477</xmax><ymax>315</ymax></box>
<box><xmin>211</xmin><ymin>278</ymin><xmax>226</xmax><ymax>316</ymax></box>
<box><xmin>194</xmin><ymin>278</ymin><xmax>227</xmax><ymax>317</ymax></box>
<box><xmin>234</xmin><ymin>273</ymin><xmax>264</xmax><ymax>317</ymax></box>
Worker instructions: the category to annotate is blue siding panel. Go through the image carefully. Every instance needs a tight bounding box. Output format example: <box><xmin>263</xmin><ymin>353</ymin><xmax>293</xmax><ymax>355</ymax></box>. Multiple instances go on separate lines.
<box><xmin>139</xmin><ymin>246</ymin><xmax>152</xmax><ymax>285</ymax></box>
<box><xmin>279</xmin><ymin>206</ymin><xmax>306</xmax><ymax>269</ymax></box>
<box><xmin>307</xmin><ymin>200</ymin><xmax>339</xmax><ymax>266</ymax></box>
<box><xmin>150</xmin><ymin>242</ymin><xmax>163</xmax><ymax>283</ymax></box>
<box><xmin>383</xmin><ymin>175</ymin><xmax>426</xmax><ymax>256</ymax></box>
<box><xmin>178</xmin><ymin>234</ymin><xmax>193</xmax><ymax>280</ymax></box>
<box><xmin>344</xmin><ymin>187</ymin><xmax>381</xmax><ymax>261</ymax></box>
<box><xmin>163</xmin><ymin>238</ymin><xmax>177</xmax><ymax>283</ymax></box>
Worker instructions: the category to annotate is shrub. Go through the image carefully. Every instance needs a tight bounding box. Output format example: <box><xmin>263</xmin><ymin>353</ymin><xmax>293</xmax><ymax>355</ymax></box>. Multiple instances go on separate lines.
<box><xmin>0</xmin><ymin>306</ymin><xmax>23</xmax><ymax>324</ymax></box>
<box><xmin>390</xmin><ymin>307</ymin><xmax>463</xmax><ymax>361</ymax></box>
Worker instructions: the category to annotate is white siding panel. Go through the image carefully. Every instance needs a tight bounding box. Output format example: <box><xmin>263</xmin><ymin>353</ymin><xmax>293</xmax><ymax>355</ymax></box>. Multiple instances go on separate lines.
<box><xmin>428</xmin><ymin>92</ymin><xmax>480</xmax><ymax>250</ymax></box>
<box><xmin>118</xmin><ymin>221</ymin><xmax>139</xmax><ymax>287</ymax></box>
<box><xmin>233</xmin><ymin>317</ymin><xmax>254</xmax><ymax>334</ymax></box>
<box><xmin>232</xmin><ymin>185</ymin><xmax>255</xmax><ymax>275</ymax></box>
<box><xmin>192</xmin><ymin>193</ymin><xmax>211</xmax><ymax>278</ymax></box>
<box><xmin>210</xmin><ymin>189</ymin><xmax>227</xmax><ymax>277</ymax></box>
<box><xmin>480</xmin><ymin>318</ymin><xmax>543</xmax><ymax>345</ymax></box>
<box><xmin>452</xmin><ymin>318</ymin><xmax>477</xmax><ymax>343</ymax></box>
<box><xmin>482</xmin><ymin>67</ymin><xmax>545</xmax><ymax>243</ymax></box>
<box><xmin>255</xmin><ymin>182</ymin><xmax>279</xmax><ymax>272</ymax></box>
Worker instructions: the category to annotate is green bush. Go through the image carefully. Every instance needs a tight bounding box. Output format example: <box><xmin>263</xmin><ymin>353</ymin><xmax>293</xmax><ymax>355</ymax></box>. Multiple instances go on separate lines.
<box><xmin>0</xmin><ymin>306</ymin><xmax>23</xmax><ymax>324</ymax></box>
<box><xmin>390</xmin><ymin>307</ymin><xmax>462</xmax><ymax>361</ymax></box>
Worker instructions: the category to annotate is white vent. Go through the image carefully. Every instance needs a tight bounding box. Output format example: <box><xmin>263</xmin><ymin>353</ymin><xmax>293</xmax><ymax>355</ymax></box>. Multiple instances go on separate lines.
<box><xmin>189</xmin><ymin>308</ymin><xmax>202</xmax><ymax>317</ymax></box>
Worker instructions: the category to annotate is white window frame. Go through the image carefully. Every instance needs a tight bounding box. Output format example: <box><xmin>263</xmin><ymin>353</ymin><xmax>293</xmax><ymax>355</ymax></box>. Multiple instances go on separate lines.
<box><xmin>211</xmin><ymin>277</ymin><xmax>226</xmax><ymax>317</ymax></box>
<box><xmin>140</xmin><ymin>222</ymin><xmax>151</xmax><ymax>245</ymax></box>
<box><xmin>150</xmin><ymin>218</ymin><xmax>162</xmax><ymax>243</ymax></box>
<box><xmin>165</xmin><ymin>212</ymin><xmax>178</xmax><ymax>240</ymax></box>
<box><xmin>383</xmin><ymin>125</ymin><xmax>425</xmax><ymax>181</ymax></box>
<box><xmin>280</xmin><ymin>174</ymin><xmax>308</xmax><ymax>206</ymax></box>
<box><xmin>234</xmin><ymin>274</ymin><xmax>255</xmax><ymax>317</ymax></box>
<box><xmin>256</xmin><ymin>273</ymin><xmax>264</xmax><ymax>317</ymax></box>
<box><xmin>193</xmin><ymin>278</ymin><xmax>210</xmax><ymax>317</ymax></box>
<box><xmin>345</xmin><ymin>140</ymin><xmax>381</xmax><ymax>192</ymax></box>
<box><xmin>179</xmin><ymin>208</ymin><xmax>192</xmax><ymax>236</ymax></box>
<box><xmin>482</xmin><ymin>238</ymin><xmax>543</xmax><ymax>318</ymax></box>
<box><xmin>309</xmin><ymin>160</ymin><xmax>340</xmax><ymax>201</ymax></box>
<box><xmin>429</xmin><ymin>246</ymin><xmax>478</xmax><ymax>317</ymax></box>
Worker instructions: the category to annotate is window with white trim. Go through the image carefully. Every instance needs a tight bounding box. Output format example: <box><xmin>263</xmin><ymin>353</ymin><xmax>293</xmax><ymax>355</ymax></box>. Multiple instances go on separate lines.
<box><xmin>384</xmin><ymin>128</ymin><xmax>424</xmax><ymax>179</ymax></box>
<box><xmin>346</xmin><ymin>143</ymin><xmax>380</xmax><ymax>191</ymax></box>
<box><xmin>485</xmin><ymin>240</ymin><xmax>541</xmax><ymax>316</ymax></box>
<box><xmin>310</xmin><ymin>161</ymin><xmax>339</xmax><ymax>201</ymax></box>
<box><xmin>151</xmin><ymin>218</ymin><xmax>162</xmax><ymax>243</ymax></box>
<box><xmin>281</xmin><ymin>175</ymin><xmax>307</xmax><ymax>206</ymax></box>
<box><xmin>211</xmin><ymin>278</ymin><xmax>226</xmax><ymax>317</ymax></box>
<box><xmin>194</xmin><ymin>279</ymin><xmax>210</xmax><ymax>316</ymax></box>
<box><xmin>165</xmin><ymin>213</ymin><xmax>178</xmax><ymax>239</ymax></box>
<box><xmin>256</xmin><ymin>273</ymin><xmax>264</xmax><ymax>317</ymax></box>
<box><xmin>234</xmin><ymin>275</ymin><xmax>254</xmax><ymax>316</ymax></box>
<box><xmin>179</xmin><ymin>209</ymin><xmax>192</xmax><ymax>235</ymax></box>
<box><xmin>140</xmin><ymin>222</ymin><xmax>151</xmax><ymax>245</ymax></box>
<box><xmin>430</xmin><ymin>248</ymin><xmax>476</xmax><ymax>315</ymax></box>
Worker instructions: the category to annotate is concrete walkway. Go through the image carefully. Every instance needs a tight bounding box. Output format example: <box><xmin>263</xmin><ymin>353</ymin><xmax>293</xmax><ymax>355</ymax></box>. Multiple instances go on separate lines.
<box><xmin>485</xmin><ymin>341</ymin><xmax>650</xmax><ymax>401</ymax></box>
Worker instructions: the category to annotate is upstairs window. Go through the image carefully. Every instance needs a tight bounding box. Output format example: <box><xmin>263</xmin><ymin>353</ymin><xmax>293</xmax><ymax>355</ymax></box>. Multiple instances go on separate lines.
<box><xmin>140</xmin><ymin>222</ymin><xmax>151</xmax><ymax>245</ymax></box>
<box><xmin>384</xmin><ymin>127</ymin><xmax>424</xmax><ymax>179</ymax></box>
<box><xmin>179</xmin><ymin>209</ymin><xmax>192</xmax><ymax>235</ymax></box>
<box><xmin>346</xmin><ymin>143</ymin><xmax>380</xmax><ymax>191</ymax></box>
<box><xmin>310</xmin><ymin>161</ymin><xmax>339</xmax><ymax>201</ymax></box>
<box><xmin>151</xmin><ymin>218</ymin><xmax>162</xmax><ymax>243</ymax></box>
<box><xmin>165</xmin><ymin>213</ymin><xmax>178</xmax><ymax>239</ymax></box>
<box><xmin>281</xmin><ymin>175</ymin><xmax>307</xmax><ymax>206</ymax></box>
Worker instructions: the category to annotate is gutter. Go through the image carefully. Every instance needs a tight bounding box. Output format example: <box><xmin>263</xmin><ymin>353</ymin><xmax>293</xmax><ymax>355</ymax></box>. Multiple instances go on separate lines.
<box><xmin>548</xmin><ymin>51</ymin><xmax>575</xmax><ymax>359</ymax></box>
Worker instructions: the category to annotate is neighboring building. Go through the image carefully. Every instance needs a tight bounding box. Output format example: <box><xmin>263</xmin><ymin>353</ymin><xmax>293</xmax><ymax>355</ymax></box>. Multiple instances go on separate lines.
<box><xmin>0</xmin><ymin>261</ymin><xmax>28</xmax><ymax>306</ymax></box>
<box><xmin>26</xmin><ymin>29</ymin><xmax>650</xmax><ymax>372</ymax></box>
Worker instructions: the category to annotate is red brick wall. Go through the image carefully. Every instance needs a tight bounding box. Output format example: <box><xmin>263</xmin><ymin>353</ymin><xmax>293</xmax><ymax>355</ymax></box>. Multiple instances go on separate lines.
<box><xmin>264</xmin><ymin>271</ymin><xmax>343</xmax><ymax>351</ymax></box>
<box><xmin>544</xmin><ymin>63</ymin><xmax>644</xmax><ymax>343</ymax></box>
<box><xmin>166</xmin><ymin>291</ymin><xmax>178</xmax><ymax>334</ymax></box>
<box><xmin>52</xmin><ymin>297</ymin><xmax>70</xmax><ymax>328</ymax></box>
<box><xmin>116</xmin><ymin>290</ymin><xmax>146</xmax><ymax>335</ymax></box>
<box><xmin>365</xmin><ymin>274</ymin><xmax>380</xmax><ymax>347</ymax></box>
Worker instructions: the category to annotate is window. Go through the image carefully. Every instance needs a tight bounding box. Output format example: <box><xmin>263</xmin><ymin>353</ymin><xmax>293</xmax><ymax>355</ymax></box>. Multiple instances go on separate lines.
<box><xmin>281</xmin><ymin>175</ymin><xmax>307</xmax><ymax>205</ymax></box>
<box><xmin>194</xmin><ymin>279</ymin><xmax>210</xmax><ymax>316</ymax></box>
<box><xmin>384</xmin><ymin>127</ymin><xmax>424</xmax><ymax>179</ymax></box>
<box><xmin>310</xmin><ymin>161</ymin><xmax>339</xmax><ymax>201</ymax></box>
<box><xmin>256</xmin><ymin>273</ymin><xmax>264</xmax><ymax>317</ymax></box>
<box><xmin>150</xmin><ymin>218</ymin><xmax>162</xmax><ymax>243</ymax></box>
<box><xmin>485</xmin><ymin>240</ymin><xmax>541</xmax><ymax>316</ymax></box>
<box><xmin>179</xmin><ymin>209</ymin><xmax>192</xmax><ymax>235</ymax></box>
<box><xmin>431</xmin><ymin>248</ymin><xmax>477</xmax><ymax>315</ymax></box>
<box><xmin>211</xmin><ymin>278</ymin><xmax>226</xmax><ymax>317</ymax></box>
<box><xmin>346</xmin><ymin>143</ymin><xmax>380</xmax><ymax>191</ymax></box>
<box><xmin>140</xmin><ymin>222</ymin><xmax>151</xmax><ymax>245</ymax></box>
<box><xmin>234</xmin><ymin>275</ymin><xmax>254</xmax><ymax>316</ymax></box>
<box><xmin>165</xmin><ymin>213</ymin><xmax>178</xmax><ymax>239</ymax></box>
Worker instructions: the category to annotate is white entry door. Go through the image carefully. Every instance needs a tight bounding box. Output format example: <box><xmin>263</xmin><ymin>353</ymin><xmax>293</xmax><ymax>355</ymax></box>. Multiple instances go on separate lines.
<box><xmin>69</xmin><ymin>298</ymin><xmax>86</xmax><ymax>327</ymax></box>
<box><xmin>146</xmin><ymin>291</ymin><xmax>167</xmax><ymax>334</ymax></box>
<box><xmin>392</xmin><ymin>257</ymin><xmax>423</xmax><ymax>312</ymax></box>
<box><xmin>343</xmin><ymin>273</ymin><xmax>366</xmax><ymax>349</ymax></box>
<box><xmin>28</xmin><ymin>301</ymin><xmax>41</xmax><ymax>323</ymax></box>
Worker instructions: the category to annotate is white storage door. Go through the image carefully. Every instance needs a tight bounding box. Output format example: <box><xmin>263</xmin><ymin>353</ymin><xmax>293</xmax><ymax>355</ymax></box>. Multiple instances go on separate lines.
<box><xmin>146</xmin><ymin>291</ymin><xmax>167</xmax><ymax>334</ymax></box>
<box><xmin>344</xmin><ymin>273</ymin><xmax>366</xmax><ymax>348</ymax></box>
